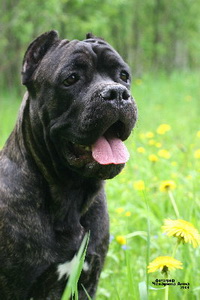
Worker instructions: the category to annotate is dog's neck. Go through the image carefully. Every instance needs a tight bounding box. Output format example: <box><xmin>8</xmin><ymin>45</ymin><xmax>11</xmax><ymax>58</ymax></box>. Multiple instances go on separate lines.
<box><xmin>49</xmin><ymin>179</ymin><xmax>103</xmax><ymax>234</ymax></box>
<box><xmin>2</xmin><ymin>92</ymin><xmax>103</xmax><ymax>226</ymax></box>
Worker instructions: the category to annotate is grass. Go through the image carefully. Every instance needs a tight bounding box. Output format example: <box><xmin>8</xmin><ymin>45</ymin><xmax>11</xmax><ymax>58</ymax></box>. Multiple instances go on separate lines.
<box><xmin>61</xmin><ymin>232</ymin><xmax>90</xmax><ymax>300</ymax></box>
<box><xmin>0</xmin><ymin>72</ymin><xmax>200</xmax><ymax>299</ymax></box>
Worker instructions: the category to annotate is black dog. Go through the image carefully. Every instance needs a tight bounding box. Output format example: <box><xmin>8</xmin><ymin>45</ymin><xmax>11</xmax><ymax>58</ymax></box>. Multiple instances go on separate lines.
<box><xmin>0</xmin><ymin>31</ymin><xmax>137</xmax><ymax>299</ymax></box>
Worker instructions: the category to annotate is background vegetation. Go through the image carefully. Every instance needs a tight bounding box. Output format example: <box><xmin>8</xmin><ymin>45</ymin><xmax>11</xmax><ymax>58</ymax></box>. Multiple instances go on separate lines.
<box><xmin>1</xmin><ymin>0</ymin><xmax>200</xmax><ymax>299</ymax></box>
<box><xmin>1</xmin><ymin>0</ymin><xmax>200</xmax><ymax>90</ymax></box>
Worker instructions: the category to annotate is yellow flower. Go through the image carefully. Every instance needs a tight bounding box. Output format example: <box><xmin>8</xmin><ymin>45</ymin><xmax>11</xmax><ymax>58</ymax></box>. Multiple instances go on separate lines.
<box><xmin>148</xmin><ymin>154</ymin><xmax>159</xmax><ymax>162</ymax></box>
<box><xmin>148</xmin><ymin>139</ymin><xmax>156</xmax><ymax>145</ymax></box>
<box><xmin>197</xmin><ymin>131</ymin><xmax>200</xmax><ymax>138</ymax></box>
<box><xmin>125</xmin><ymin>211</ymin><xmax>131</xmax><ymax>217</ymax></box>
<box><xmin>157</xmin><ymin>124</ymin><xmax>171</xmax><ymax>135</ymax></box>
<box><xmin>116</xmin><ymin>235</ymin><xmax>126</xmax><ymax>245</ymax></box>
<box><xmin>186</xmin><ymin>175</ymin><xmax>193</xmax><ymax>180</ymax></box>
<box><xmin>147</xmin><ymin>256</ymin><xmax>183</xmax><ymax>274</ymax></box>
<box><xmin>162</xmin><ymin>219</ymin><xmax>200</xmax><ymax>248</ymax></box>
<box><xmin>146</xmin><ymin>132</ymin><xmax>154</xmax><ymax>138</ymax></box>
<box><xmin>115</xmin><ymin>207</ymin><xmax>125</xmax><ymax>214</ymax></box>
<box><xmin>155</xmin><ymin>142</ymin><xmax>162</xmax><ymax>148</ymax></box>
<box><xmin>194</xmin><ymin>149</ymin><xmax>200</xmax><ymax>159</ymax></box>
<box><xmin>137</xmin><ymin>147</ymin><xmax>146</xmax><ymax>153</ymax></box>
<box><xmin>159</xmin><ymin>180</ymin><xmax>176</xmax><ymax>192</ymax></box>
<box><xmin>184</xmin><ymin>95</ymin><xmax>192</xmax><ymax>102</ymax></box>
<box><xmin>133</xmin><ymin>180</ymin><xmax>145</xmax><ymax>191</ymax></box>
<box><xmin>158</xmin><ymin>149</ymin><xmax>171</xmax><ymax>159</ymax></box>
<box><xmin>135</xmin><ymin>79</ymin><xmax>142</xmax><ymax>86</ymax></box>
<box><xmin>171</xmin><ymin>161</ymin><xmax>177</xmax><ymax>167</ymax></box>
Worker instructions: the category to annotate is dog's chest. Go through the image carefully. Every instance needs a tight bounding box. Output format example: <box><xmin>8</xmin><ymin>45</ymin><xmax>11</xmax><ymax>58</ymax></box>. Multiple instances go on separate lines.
<box><xmin>26</xmin><ymin>231</ymin><xmax>90</xmax><ymax>299</ymax></box>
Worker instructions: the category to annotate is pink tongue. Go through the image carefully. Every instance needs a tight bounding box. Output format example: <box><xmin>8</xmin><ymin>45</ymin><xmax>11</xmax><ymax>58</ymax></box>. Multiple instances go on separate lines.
<box><xmin>92</xmin><ymin>136</ymin><xmax>130</xmax><ymax>165</ymax></box>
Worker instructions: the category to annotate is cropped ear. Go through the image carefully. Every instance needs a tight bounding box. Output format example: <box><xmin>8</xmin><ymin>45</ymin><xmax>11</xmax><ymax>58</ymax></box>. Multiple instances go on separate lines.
<box><xmin>85</xmin><ymin>33</ymin><xmax>105</xmax><ymax>42</ymax></box>
<box><xmin>22</xmin><ymin>30</ymin><xmax>59</xmax><ymax>85</ymax></box>
<box><xmin>86</xmin><ymin>33</ymin><xmax>96</xmax><ymax>39</ymax></box>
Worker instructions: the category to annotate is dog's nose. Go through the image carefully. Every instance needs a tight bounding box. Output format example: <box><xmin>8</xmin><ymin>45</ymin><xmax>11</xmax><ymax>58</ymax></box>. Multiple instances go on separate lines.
<box><xmin>100</xmin><ymin>85</ymin><xmax>130</xmax><ymax>101</ymax></box>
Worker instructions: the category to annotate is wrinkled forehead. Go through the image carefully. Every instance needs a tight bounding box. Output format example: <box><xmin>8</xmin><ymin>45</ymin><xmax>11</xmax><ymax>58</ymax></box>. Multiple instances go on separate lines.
<box><xmin>83</xmin><ymin>38</ymin><xmax>125</xmax><ymax>65</ymax></box>
<box><xmin>36</xmin><ymin>38</ymin><xmax>128</xmax><ymax>78</ymax></box>
<box><xmin>57</xmin><ymin>38</ymin><xmax>125</xmax><ymax>65</ymax></box>
<box><xmin>61</xmin><ymin>39</ymin><xmax>124</xmax><ymax>63</ymax></box>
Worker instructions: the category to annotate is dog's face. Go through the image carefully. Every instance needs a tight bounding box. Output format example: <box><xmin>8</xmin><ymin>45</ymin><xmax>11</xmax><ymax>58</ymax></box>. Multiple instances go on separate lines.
<box><xmin>22</xmin><ymin>31</ymin><xmax>137</xmax><ymax>180</ymax></box>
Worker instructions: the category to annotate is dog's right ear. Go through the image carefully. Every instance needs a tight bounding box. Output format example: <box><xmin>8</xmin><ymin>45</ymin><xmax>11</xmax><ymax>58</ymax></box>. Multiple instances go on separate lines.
<box><xmin>22</xmin><ymin>30</ymin><xmax>59</xmax><ymax>85</ymax></box>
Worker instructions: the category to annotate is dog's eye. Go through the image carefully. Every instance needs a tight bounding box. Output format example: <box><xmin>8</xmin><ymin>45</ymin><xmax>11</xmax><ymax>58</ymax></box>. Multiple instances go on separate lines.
<box><xmin>63</xmin><ymin>74</ymin><xmax>79</xmax><ymax>86</ymax></box>
<box><xmin>120</xmin><ymin>71</ymin><xmax>129</xmax><ymax>83</ymax></box>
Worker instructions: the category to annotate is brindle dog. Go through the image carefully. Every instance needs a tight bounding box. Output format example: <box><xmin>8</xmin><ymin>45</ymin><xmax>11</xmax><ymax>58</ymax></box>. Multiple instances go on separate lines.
<box><xmin>0</xmin><ymin>31</ymin><xmax>137</xmax><ymax>299</ymax></box>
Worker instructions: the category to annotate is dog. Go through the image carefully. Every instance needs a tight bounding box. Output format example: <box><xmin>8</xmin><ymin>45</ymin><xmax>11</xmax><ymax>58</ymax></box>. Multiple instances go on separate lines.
<box><xmin>0</xmin><ymin>31</ymin><xmax>137</xmax><ymax>299</ymax></box>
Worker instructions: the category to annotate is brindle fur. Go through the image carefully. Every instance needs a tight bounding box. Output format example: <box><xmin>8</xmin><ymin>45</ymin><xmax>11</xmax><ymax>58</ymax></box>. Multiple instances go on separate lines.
<box><xmin>0</xmin><ymin>31</ymin><xmax>137</xmax><ymax>299</ymax></box>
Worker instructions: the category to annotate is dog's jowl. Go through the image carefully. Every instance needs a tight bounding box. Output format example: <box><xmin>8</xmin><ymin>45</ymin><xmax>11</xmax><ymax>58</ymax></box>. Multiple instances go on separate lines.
<box><xmin>0</xmin><ymin>31</ymin><xmax>137</xmax><ymax>299</ymax></box>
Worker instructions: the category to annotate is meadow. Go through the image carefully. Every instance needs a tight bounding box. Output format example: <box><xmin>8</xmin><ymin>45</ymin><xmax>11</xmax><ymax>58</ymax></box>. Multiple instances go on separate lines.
<box><xmin>0</xmin><ymin>72</ymin><xmax>200</xmax><ymax>299</ymax></box>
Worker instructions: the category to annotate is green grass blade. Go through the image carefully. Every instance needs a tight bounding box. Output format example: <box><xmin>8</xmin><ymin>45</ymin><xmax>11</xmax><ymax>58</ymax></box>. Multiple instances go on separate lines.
<box><xmin>139</xmin><ymin>281</ymin><xmax>148</xmax><ymax>300</ymax></box>
<box><xmin>81</xmin><ymin>284</ymin><xmax>93</xmax><ymax>300</ymax></box>
<box><xmin>125</xmin><ymin>250</ymin><xmax>135</xmax><ymax>298</ymax></box>
<box><xmin>61</xmin><ymin>232</ymin><xmax>90</xmax><ymax>300</ymax></box>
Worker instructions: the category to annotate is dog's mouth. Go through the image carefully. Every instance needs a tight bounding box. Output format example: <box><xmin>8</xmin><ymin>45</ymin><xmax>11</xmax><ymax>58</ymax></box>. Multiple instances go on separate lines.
<box><xmin>63</xmin><ymin>121</ymin><xmax>130</xmax><ymax>169</ymax></box>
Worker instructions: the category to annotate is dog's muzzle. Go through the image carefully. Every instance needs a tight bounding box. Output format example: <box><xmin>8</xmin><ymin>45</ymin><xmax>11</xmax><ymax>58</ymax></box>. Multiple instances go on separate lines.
<box><xmin>50</xmin><ymin>82</ymin><xmax>137</xmax><ymax>179</ymax></box>
<box><xmin>99</xmin><ymin>84</ymin><xmax>131</xmax><ymax>103</ymax></box>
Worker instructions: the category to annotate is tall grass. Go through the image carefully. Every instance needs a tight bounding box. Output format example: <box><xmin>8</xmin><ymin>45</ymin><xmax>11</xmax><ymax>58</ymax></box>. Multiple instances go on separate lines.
<box><xmin>0</xmin><ymin>72</ymin><xmax>200</xmax><ymax>299</ymax></box>
<box><xmin>61</xmin><ymin>232</ymin><xmax>90</xmax><ymax>300</ymax></box>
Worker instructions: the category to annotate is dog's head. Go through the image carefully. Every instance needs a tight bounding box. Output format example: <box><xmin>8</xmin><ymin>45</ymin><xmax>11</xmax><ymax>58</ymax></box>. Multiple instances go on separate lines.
<box><xmin>22</xmin><ymin>31</ymin><xmax>137</xmax><ymax>180</ymax></box>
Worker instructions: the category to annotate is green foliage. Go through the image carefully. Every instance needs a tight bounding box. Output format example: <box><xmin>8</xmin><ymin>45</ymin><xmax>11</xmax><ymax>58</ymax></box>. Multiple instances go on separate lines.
<box><xmin>0</xmin><ymin>91</ymin><xmax>21</xmax><ymax>148</ymax></box>
<box><xmin>1</xmin><ymin>0</ymin><xmax>200</xmax><ymax>89</ymax></box>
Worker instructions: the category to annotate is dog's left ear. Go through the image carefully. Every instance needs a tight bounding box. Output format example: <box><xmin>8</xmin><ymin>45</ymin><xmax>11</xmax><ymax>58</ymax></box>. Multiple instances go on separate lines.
<box><xmin>22</xmin><ymin>30</ymin><xmax>59</xmax><ymax>85</ymax></box>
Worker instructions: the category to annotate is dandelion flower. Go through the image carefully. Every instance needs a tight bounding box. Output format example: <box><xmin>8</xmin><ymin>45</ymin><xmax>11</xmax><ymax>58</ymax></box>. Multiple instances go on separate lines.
<box><xmin>158</xmin><ymin>149</ymin><xmax>171</xmax><ymax>159</ymax></box>
<box><xmin>116</xmin><ymin>235</ymin><xmax>126</xmax><ymax>245</ymax></box>
<box><xmin>137</xmin><ymin>147</ymin><xmax>146</xmax><ymax>153</ymax></box>
<box><xmin>148</xmin><ymin>154</ymin><xmax>159</xmax><ymax>162</ymax></box>
<box><xmin>147</xmin><ymin>256</ymin><xmax>183</xmax><ymax>274</ymax></box>
<box><xmin>184</xmin><ymin>95</ymin><xmax>192</xmax><ymax>102</ymax></box>
<box><xmin>194</xmin><ymin>149</ymin><xmax>200</xmax><ymax>159</ymax></box>
<box><xmin>135</xmin><ymin>79</ymin><xmax>142</xmax><ymax>86</ymax></box>
<box><xmin>148</xmin><ymin>140</ymin><xmax>156</xmax><ymax>145</ymax></box>
<box><xmin>162</xmin><ymin>219</ymin><xmax>200</xmax><ymax>248</ymax></box>
<box><xmin>133</xmin><ymin>180</ymin><xmax>145</xmax><ymax>191</ymax></box>
<box><xmin>197</xmin><ymin>131</ymin><xmax>200</xmax><ymax>138</ymax></box>
<box><xmin>125</xmin><ymin>211</ymin><xmax>131</xmax><ymax>217</ymax></box>
<box><xmin>159</xmin><ymin>180</ymin><xmax>176</xmax><ymax>192</ymax></box>
<box><xmin>157</xmin><ymin>124</ymin><xmax>171</xmax><ymax>135</ymax></box>
<box><xmin>146</xmin><ymin>132</ymin><xmax>154</xmax><ymax>138</ymax></box>
<box><xmin>155</xmin><ymin>142</ymin><xmax>162</xmax><ymax>148</ymax></box>
<box><xmin>115</xmin><ymin>207</ymin><xmax>125</xmax><ymax>214</ymax></box>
